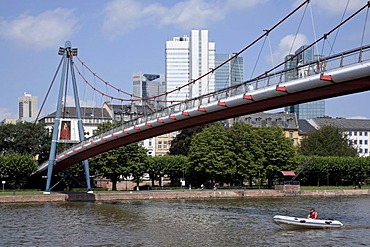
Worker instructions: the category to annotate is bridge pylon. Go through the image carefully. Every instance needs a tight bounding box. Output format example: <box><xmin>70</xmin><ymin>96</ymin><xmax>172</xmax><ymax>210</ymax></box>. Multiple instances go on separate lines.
<box><xmin>44</xmin><ymin>41</ymin><xmax>93</xmax><ymax>194</ymax></box>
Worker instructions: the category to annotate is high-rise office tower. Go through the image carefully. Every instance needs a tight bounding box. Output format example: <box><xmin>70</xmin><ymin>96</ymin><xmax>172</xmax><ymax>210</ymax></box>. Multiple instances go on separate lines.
<box><xmin>215</xmin><ymin>54</ymin><xmax>244</xmax><ymax>91</ymax></box>
<box><xmin>132</xmin><ymin>73</ymin><xmax>165</xmax><ymax>110</ymax></box>
<box><xmin>284</xmin><ymin>45</ymin><xmax>325</xmax><ymax>119</ymax></box>
<box><xmin>18</xmin><ymin>92</ymin><xmax>38</xmax><ymax>122</ymax></box>
<box><xmin>165</xmin><ymin>30</ymin><xmax>215</xmax><ymax>105</ymax></box>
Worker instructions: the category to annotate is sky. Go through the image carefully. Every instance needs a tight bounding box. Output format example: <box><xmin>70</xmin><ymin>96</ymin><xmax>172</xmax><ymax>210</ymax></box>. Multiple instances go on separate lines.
<box><xmin>1</xmin><ymin>0</ymin><xmax>370</xmax><ymax>120</ymax></box>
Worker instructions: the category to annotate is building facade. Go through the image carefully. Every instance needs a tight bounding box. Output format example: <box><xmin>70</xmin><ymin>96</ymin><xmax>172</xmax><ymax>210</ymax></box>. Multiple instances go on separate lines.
<box><xmin>132</xmin><ymin>73</ymin><xmax>165</xmax><ymax>110</ymax></box>
<box><xmin>215</xmin><ymin>54</ymin><xmax>244</xmax><ymax>91</ymax></box>
<box><xmin>233</xmin><ymin>112</ymin><xmax>301</xmax><ymax>146</ymax></box>
<box><xmin>18</xmin><ymin>93</ymin><xmax>38</xmax><ymax>122</ymax></box>
<box><xmin>165</xmin><ymin>30</ymin><xmax>215</xmax><ymax>105</ymax></box>
<box><xmin>38</xmin><ymin>106</ymin><xmax>112</xmax><ymax>141</ymax></box>
<box><xmin>300</xmin><ymin>117</ymin><xmax>370</xmax><ymax>157</ymax></box>
<box><xmin>284</xmin><ymin>45</ymin><xmax>325</xmax><ymax>119</ymax></box>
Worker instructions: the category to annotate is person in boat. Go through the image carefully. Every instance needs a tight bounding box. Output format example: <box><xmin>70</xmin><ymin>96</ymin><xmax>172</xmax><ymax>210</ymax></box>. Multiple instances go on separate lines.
<box><xmin>308</xmin><ymin>208</ymin><xmax>318</xmax><ymax>219</ymax></box>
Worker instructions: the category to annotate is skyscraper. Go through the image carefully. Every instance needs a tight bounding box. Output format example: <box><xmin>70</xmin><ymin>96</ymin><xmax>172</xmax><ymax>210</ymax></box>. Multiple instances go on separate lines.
<box><xmin>165</xmin><ymin>30</ymin><xmax>215</xmax><ymax>105</ymax></box>
<box><xmin>284</xmin><ymin>45</ymin><xmax>325</xmax><ymax>119</ymax></box>
<box><xmin>132</xmin><ymin>72</ymin><xmax>165</xmax><ymax>110</ymax></box>
<box><xmin>18</xmin><ymin>92</ymin><xmax>38</xmax><ymax>122</ymax></box>
<box><xmin>215</xmin><ymin>54</ymin><xmax>244</xmax><ymax>91</ymax></box>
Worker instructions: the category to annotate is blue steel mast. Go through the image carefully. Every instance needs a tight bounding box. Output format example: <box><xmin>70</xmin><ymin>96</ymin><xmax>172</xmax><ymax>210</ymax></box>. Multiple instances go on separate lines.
<box><xmin>44</xmin><ymin>41</ymin><xmax>92</xmax><ymax>194</ymax></box>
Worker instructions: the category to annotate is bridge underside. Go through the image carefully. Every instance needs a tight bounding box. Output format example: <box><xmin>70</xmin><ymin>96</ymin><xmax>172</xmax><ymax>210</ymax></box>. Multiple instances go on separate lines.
<box><xmin>53</xmin><ymin>76</ymin><xmax>370</xmax><ymax>171</ymax></box>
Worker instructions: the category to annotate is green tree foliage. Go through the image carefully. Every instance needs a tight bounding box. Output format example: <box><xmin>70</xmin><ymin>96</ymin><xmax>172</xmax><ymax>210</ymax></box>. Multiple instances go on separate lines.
<box><xmin>0</xmin><ymin>153</ymin><xmax>38</xmax><ymax>189</ymax></box>
<box><xmin>169</xmin><ymin>124</ymin><xmax>210</xmax><ymax>155</ymax></box>
<box><xmin>90</xmin><ymin>143</ymin><xmax>148</xmax><ymax>190</ymax></box>
<box><xmin>188</xmin><ymin>123</ymin><xmax>234</xmax><ymax>186</ymax></box>
<box><xmin>0</xmin><ymin>122</ymin><xmax>51</xmax><ymax>163</ymax></box>
<box><xmin>226</xmin><ymin>122</ymin><xmax>263</xmax><ymax>186</ymax></box>
<box><xmin>148</xmin><ymin>155</ymin><xmax>189</xmax><ymax>187</ymax></box>
<box><xmin>87</xmin><ymin>121</ymin><xmax>149</xmax><ymax>190</ymax></box>
<box><xmin>256</xmin><ymin>126</ymin><xmax>297</xmax><ymax>188</ymax></box>
<box><xmin>299</xmin><ymin>125</ymin><xmax>357</xmax><ymax>157</ymax></box>
<box><xmin>300</xmin><ymin>155</ymin><xmax>370</xmax><ymax>186</ymax></box>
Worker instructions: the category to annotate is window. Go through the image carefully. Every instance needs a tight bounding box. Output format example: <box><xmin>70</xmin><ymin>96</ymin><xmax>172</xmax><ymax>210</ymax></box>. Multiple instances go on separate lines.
<box><xmin>359</xmin><ymin>148</ymin><xmax>363</xmax><ymax>153</ymax></box>
<box><xmin>365</xmin><ymin>149</ymin><xmax>368</xmax><ymax>153</ymax></box>
<box><xmin>163</xmin><ymin>141</ymin><xmax>168</xmax><ymax>149</ymax></box>
<box><xmin>365</xmin><ymin>132</ymin><xmax>368</xmax><ymax>136</ymax></box>
<box><xmin>365</xmin><ymin>140</ymin><xmax>368</xmax><ymax>145</ymax></box>
<box><xmin>348</xmin><ymin>131</ymin><xmax>352</xmax><ymax>136</ymax></box>
<box><xmin>359</xmin><ymin>132</ymin><xmax>363</xmax><ymax>136</ymax></box>
<box><xmin>354</xmin><ymin>131</ymin><xmax>357</xmax><ymax>136</ymax></box>
<box><xmin>158</xmin><ymin>141</ymin><xmax>162</xmax><ymax>149</ymax></box>
<box><xmin>354</xmin><ymin>140</ymin><xmax>357</xmax><ymax>145</ymax></box>
<box><xmin>359</xmin><ymin>140</ymin><xmax>363</xmax><ymax>145</ymax></box>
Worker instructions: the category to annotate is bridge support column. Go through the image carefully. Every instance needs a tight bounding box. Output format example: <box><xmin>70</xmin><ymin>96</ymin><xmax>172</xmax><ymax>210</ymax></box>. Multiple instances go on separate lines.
<box><xmin>44</xmin><ymin>41</ymin><xmax>93</xmax><ymax>194</ymax></box>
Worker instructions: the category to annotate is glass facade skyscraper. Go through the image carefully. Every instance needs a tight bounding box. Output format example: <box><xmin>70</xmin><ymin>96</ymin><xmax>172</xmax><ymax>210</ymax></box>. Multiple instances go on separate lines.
<box><xmin>165</xmin><ymin>30</ymin><xmax>215</xmax><ymax>105</ymax></box>
<box><xmin>215</xmin><ymin>54</ymin><xmax>244</xmax><ymax>91</ymax></box>
<box><xmin>132</xmin><ymin>73</ymin><xmax>165</xmax><ymax>110</ymax></box>
<box><xmin>284</xmin><ymin>45</ymin><xmax>325</xmax><ymax>119</ymax></box>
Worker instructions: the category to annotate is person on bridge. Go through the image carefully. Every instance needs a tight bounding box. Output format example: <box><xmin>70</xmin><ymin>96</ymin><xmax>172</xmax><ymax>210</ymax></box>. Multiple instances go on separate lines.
<box><xmin>308</xmin><ymin>208</ymin><xmax>318</xmax><ymax>219</ymax></box>
<box><xmin>297</xmin><ymin>59</ymin><xmax>305</xmax><ymax>78</ymax></box>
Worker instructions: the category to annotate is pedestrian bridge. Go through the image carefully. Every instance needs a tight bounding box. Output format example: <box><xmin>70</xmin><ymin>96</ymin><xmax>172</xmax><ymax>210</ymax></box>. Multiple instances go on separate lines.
<box><xmin>37</xmin><ymin>44</ymin><xmax>370</xmax><ymax>173</ymax></box>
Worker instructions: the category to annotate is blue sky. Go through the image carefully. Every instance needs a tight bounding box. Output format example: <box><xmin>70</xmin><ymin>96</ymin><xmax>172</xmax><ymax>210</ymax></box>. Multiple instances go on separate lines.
<box><xmin>1</xmin><ymin>0</ymin><xmax>369</xmax><ymax>120</ymax></box>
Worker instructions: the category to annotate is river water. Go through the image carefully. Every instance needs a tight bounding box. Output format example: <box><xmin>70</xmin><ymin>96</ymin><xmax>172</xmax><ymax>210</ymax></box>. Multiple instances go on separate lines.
<box><xmin>1</xmin><ymin>195</ymin><xmax>369</xmax><ymax>246</ymax></box>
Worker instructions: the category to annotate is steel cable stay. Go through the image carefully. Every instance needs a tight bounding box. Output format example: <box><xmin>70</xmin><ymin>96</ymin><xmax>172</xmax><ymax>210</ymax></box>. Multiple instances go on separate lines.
<box><xmin>288</xmin><ymin>1</ymin><xmax>309</xmax><ymax>56</ymax></box>
<box><xmin>360</xmin><ymin>2</ymin><xmax>369</xmax><ymax>48</ymax></box>
<box><xmin>309</xmin><ymin>2</ymin><xmax>319</xmax><ymax>57</ymax></box>
<box><xmin>71</xmin><ymin>0</ymin><xmax>310</xmax><ymax>104</ymax></box>
<box><xmin>249</xmin><ymin>35</ymin><xmax>267</xmax><ymax>81</ymax></box>
<box><xmin>253</xmin><ymin>1</ymin><xmax>370</xmax><ymax>82</ymax></box>
<box><xmin>329</xmin><ymin>0</ymin><xmax>351</xmax><ymax>56</ymax></box>
<box><xmin>23</xmin><ymin>56</ymin><xmax>64</xmax><ymax>156</ymax></box>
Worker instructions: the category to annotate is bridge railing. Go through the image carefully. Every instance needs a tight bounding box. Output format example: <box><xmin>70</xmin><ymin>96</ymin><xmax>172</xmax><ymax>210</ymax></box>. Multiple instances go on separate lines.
<box><xmin>61</xmin><ymin>44</ymin><xmax>370</xmax><ymax>156</ymax></box>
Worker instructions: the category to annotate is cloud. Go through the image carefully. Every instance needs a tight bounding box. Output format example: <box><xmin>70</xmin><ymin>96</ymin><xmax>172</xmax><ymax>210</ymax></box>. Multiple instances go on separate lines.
<box><xmin>271</xmin><ymin>33</ymin><xmax>308</xmax><ymax>63</ymax></box>
<box><xmin>311</xmin><ymin>0</ymin><xmax>365</xmax><ymax>15</ymax></box>
<box><xmin>0</xmin><ymin>8</ymin><xmax>78</xmax><ymax>50</ymax></box>
<box><xmin>102</xmin><ymin>0</ymin><xmax>264</xmax><ymax>39</ymax></box>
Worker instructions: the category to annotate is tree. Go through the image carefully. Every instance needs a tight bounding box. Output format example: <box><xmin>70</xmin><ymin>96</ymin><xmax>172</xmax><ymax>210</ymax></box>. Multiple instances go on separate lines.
<box><xmin>0</xmin><ymin>153</ymin><xmax>38</xmax><ymax>189</ymax></box>
<box><xmin>169</xmin><ymin>124</ymin><xmax>210</xmax><ymax>155</ymax></box>
<box><xmin>226</xmin><ymin>122</ymin><xmax>264</xmax><ymax>186</ymax></box>
<box><xmin>0</xmin><ymin>122</ymin><xmax>51</xmax><ymax>163</ymax></box>
<box><xmin>147</xmin><ymin>155</ymin><xmax>188</xmax><ymax>187</ymax></box>
<box><xmin>299</xmin><ymin>125</ymin><xmax>357</xmax><ymax>157</ymax></box>
<box><xmin>90</xmin><ymin>143</ymin><xmax>148</xmax><ymax>191</ymax></box>
<box><xmin>188</xmin><ymin>123</ymin><xmax>233</xmax><ymax>187</ymax></box>
<box><xmin>256</xmin><ymin>126</ymin><xmax>297</xmax><ymax>188</ymax></box>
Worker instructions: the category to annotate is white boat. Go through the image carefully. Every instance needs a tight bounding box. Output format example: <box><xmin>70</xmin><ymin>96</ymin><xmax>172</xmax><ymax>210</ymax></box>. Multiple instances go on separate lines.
<box><xmin>273</xmin><ymin>215</ymin><xmax>343</xmax><ymax>229</ymax></box>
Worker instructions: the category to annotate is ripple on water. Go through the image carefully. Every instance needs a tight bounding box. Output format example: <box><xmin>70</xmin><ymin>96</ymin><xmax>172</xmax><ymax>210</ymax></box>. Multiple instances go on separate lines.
<box><xmin>0</xmin><ymin>196</ymin><xmax>369</xmax><ymax>246</ymax></box>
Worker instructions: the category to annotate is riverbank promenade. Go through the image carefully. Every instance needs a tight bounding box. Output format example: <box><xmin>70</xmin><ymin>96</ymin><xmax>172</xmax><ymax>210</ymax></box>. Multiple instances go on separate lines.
<box><xmin>0</xmin><ymin>189</ymin><xmax>369</xmax><ymax>203</ymax></box>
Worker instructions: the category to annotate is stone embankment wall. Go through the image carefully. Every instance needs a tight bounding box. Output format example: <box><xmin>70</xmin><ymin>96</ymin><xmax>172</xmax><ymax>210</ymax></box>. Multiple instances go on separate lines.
<box><xmin>0</xmin><ymin>189</ymin><xmax>369</xmax><ymax>203</ymax></box>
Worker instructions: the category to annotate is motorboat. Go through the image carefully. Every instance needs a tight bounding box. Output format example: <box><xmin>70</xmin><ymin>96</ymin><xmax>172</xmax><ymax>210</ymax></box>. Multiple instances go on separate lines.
<box><xmin>273</xmin><ymin>215</ymin><xmax>343</xmax><ymax>229</ymax></box>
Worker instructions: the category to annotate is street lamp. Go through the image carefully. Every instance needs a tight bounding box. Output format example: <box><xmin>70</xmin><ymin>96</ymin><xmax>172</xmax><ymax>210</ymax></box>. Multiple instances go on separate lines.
<box><xmin>2</xmin><ymin>181</ymin><xmax>5</xmax><ymax>192</ymax></box>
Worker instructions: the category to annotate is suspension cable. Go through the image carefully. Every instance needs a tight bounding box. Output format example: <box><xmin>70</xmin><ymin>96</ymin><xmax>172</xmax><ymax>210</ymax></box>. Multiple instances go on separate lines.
<box><xmin>288</xmin><ymin>2</ymin><xmax>309</xmax><ymax>55</ymax></box>
<box><xmin>360</xmin><ymin>2</ymin><xmax>370</xmax><ymax>47</ymax></box>
<box><xmin>259</xmin><ymin>1</ymin><xmax>370</xmax><ymax>81</ymax></box>
<box><xmin>309</xmin><ymin>2</ymin><xmax>319</xmax><ymax>56</ymax></box>
<box><xmin>329</xmin><ymin>0</ymin><xmax>350</xmax><ymax>56</ymax></box>
<box><xmin>73</xmin><ymin>0</ymin><xmax>310</xmax><ymax>103</ymax></box>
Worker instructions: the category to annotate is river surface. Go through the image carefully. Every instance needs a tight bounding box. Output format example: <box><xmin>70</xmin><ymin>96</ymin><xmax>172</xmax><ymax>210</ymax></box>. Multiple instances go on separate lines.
<box><xmin>0</xmin><ymin>195</ymin><xmax>369</xmax><ymax>246</ymax></box>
